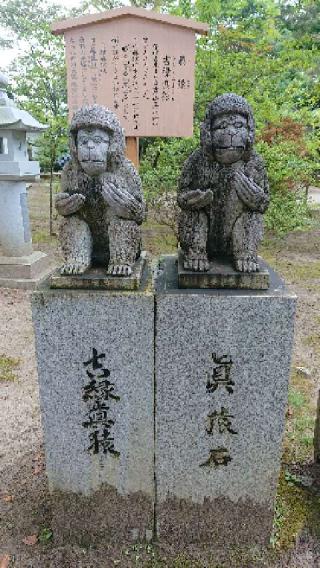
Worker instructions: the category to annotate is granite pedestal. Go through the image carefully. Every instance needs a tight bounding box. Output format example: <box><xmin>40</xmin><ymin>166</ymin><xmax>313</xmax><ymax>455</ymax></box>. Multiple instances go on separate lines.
<box><xmin>154</xmin><ymin>255</ymin><xmax>296</xmax><ymax>551</ymax></box>
<box><xmin>32</xmin><ymin>272</ymin><xmax>154</xmax><ymax>545</ymax></box>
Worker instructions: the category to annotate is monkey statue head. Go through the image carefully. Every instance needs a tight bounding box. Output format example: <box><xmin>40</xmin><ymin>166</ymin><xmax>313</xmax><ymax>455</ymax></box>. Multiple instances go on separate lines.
<box><xmin>69</xmin><ymin>104</ymin><xmax>126</xmax><ymax>176</ymax></box>
<box><xmin>200</xmin><ymin>93</ymin><xmax>255</xmax><ymax>165</ymax></box>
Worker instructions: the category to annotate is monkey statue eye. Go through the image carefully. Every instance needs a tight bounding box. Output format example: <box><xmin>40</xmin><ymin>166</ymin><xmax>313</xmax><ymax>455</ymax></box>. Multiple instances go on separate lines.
<box><xmin>235</xmin><ymin>122</ymin><xmax>245</xmax><ymax>128</ymax></box>
<box><xmin>93</xmin><ymin>136</ymin><xmax>109</xmax><ymax>144</ymax></box>
<box><xmin>213</xmin><ymin>122</ymin><xmax>227</xmax><ymax>130</ymax></box>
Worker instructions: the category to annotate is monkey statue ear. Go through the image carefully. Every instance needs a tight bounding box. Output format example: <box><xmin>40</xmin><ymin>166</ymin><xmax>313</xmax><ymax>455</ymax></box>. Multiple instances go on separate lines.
<box><xmin>247</xmin><ymin>114</ymin><xmax>255</xmax><ymax>147</ymax></box>
<box><xmin>200</xmin><ymin>119</ymin><xmax>214</xmax><ymax>157</ymax></box>
<box><xmin>108</xmin><ymin>126</ymin><xmax>126</xmax><ymax>157</ymax></box>
<box><xmin>69</xmin><ymin>131</ymin><xmax>78</xmax><ymax>162</ymax></box>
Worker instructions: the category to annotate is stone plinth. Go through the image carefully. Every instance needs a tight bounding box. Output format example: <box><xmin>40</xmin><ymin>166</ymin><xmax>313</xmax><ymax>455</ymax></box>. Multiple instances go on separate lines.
<box><xmin>178</xmin><ymin>251</ymin><xmax>270</xmax><ymax>290</ymax></box>
<box><xmin>32</xmin><ymin>278</ymin><xmax>154</xmax><ymax>544</ymax></box>
<box><xmin>0</xmin><ymin>251</ymin><xmax>52</xmax><ymax>289</ymax></box>
<box><xmin>50</xmin><ymin>252</ymin><xmax>146</xmax><ymax>291</ymax></box>
<box><xmin>154</xmin><ymin>255</ymin><xmax>296</xmax><ymax>550</ymax></box>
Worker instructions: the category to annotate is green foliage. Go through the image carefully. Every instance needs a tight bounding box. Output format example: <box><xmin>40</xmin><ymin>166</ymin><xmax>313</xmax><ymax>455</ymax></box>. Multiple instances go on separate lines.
<box><xmin>140</xmin><ymin>0</ymin><xmax>320</xmax><ymax>235</ymax></box>
<box><xmin>1</xmin><ymin>0</ymin><xmax>68</xmax><ymax>171</ymax></box>
<box><xmin>140</xmin><ymin>135</ymin><xmax>198</xmax><ymax>202</ymax></box>
<box><xmin>38</xmin><ymin>527</ymin><xmax>53</xmax><ymax>543</ymax></box>
<box><xmin>35</xmin><ymin>115</ymin><xmax>68</xmax><ymax>172</ymax></box>
<box><xmin>256</xmin><ymin>139</ymin><xmax>312</xmax><ymax>234</ymax></box>
<box><xmin>2</xmin><ymin>0</ymin><xmax>319</xmax><ymax>233</ymax></box>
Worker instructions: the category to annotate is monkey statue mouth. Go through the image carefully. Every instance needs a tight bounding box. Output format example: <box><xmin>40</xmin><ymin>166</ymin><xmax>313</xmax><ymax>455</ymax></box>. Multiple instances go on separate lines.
<box><xmin>215</xmin><ymin>146</ymin><xmax>245</xmax><ymax>164</ymax></box>
<box><xmin>216</xmin><ymin>145</ymin><xmax>245</xmax><ymax>150</ymax></box>
<box><xmin>80</xmin><ymin>160</ymin><xmax>107</xmax><ymax>175</ymax></box>
<box><xmin>81</xmin><ymin>160</ymin><xmax>105</xmax><ymax>164</ymax></box>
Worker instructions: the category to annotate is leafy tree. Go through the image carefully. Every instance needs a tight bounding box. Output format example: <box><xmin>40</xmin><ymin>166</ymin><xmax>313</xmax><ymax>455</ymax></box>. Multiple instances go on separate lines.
<box><xmin>137</xmin><ymin>0</ymin><xmax>320</xmax><ymax>234</ymax></box>
<box><xmin>0</xmin><ymin>0</ymin><xmax>70</xmax><ymax>233</ymax></box>
<box><xmin>2</xmin><ymin>0</ymin><xmax>319</xmax><ymax>235</ymax></box>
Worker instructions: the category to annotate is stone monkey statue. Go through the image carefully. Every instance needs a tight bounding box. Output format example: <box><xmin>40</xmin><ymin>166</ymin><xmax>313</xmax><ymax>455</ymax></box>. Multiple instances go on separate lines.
<box><xmin>55</xmin><ymin>104</ymin><xmax>146</xmax><ymax>276</ymax></box>
<box><xmin>177</xmin><ymin>93</ymin><xmax>269</xmax><ymax>273</ymax></box>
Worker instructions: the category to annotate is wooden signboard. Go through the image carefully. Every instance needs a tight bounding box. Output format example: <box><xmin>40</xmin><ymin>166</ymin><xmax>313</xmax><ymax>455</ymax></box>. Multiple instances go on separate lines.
<box><xmin>52</xmin><ymin>7</ymin><xmax>209</xmax><ymax>165</ymax></box>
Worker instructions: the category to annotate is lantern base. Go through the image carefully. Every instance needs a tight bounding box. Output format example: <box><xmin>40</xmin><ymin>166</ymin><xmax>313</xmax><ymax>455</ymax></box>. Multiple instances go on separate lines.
<box><xmin>0</xmin><ymin>250</ymin><xmax>53</xmax><ymax>289</ymax></box>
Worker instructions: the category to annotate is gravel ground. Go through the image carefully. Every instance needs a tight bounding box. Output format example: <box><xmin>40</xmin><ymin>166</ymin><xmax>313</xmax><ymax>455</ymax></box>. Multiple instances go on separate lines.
<box><xmin>1</xmin><ymin>209</ymin><xmax>320</xmax><ymax>566</ymax></box>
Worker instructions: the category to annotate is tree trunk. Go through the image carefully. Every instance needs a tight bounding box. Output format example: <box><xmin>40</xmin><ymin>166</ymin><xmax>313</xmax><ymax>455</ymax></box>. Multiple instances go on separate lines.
<box><xmin>314</xmin><ymin>388</ymin><xmax>320</xmax><ymax>463</ymax></box>
<box><xmin>49</xmin><ymin>162</ymin><xmax>54</xmax><ymax>236</ymax></box>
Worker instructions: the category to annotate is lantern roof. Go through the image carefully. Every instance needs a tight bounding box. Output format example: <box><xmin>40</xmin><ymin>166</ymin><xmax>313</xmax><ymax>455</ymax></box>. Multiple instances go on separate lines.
<box><xmin>0</xmin><ymin>73</ymin><xmax>47</xmax><ymax>132</ymax></box>
<box><xmin>52</xmin><ymin>6</ymin><xmax>209</xmax><ymax>36</ymax></box>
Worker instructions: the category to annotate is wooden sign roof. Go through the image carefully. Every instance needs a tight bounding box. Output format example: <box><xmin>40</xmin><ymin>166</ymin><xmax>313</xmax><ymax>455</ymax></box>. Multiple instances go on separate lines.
<box><xmin>52</xmin><ymin>7</ymin><xmax>209</xmax><ymax>36</ymax></box>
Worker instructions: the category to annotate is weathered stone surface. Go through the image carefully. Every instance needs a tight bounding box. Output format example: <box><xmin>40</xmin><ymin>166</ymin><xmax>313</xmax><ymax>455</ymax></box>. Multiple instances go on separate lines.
<box><xmin>55</xmin><ymin>104</ymin><xmax>146</xmax><ymax>278</ymax></box>
<box><xmin>178</xmin><ymin>250</ymin><xmax>269</xmax><ymax>289</ymax></box>
<box><xmin>0</xmin><ymin>251</ymin><xmax>52</xmax><ymax>289</ymax></box>
<box><xmin>32</xmin><ymin>283</ymin><xmax>154</xmax><ymax>542</ymax></box>
<box><xmin>177</xmin><ymin>93</ymin><xmax>269</xmax><ymax>276</ymax></box>
<box><xmin>154</xmin><ymin>255</ymin><xmax>296</xmax><ymax>547</ymax></box>
<box><xmin>51</xmin><ymin>485</ymin><xmax>153</xmax><ymax>546</ymax></box>
<box><xmin>50</xmin><ymin>251</ymin><xmax>147</xmax><ymax>291</ymax></box>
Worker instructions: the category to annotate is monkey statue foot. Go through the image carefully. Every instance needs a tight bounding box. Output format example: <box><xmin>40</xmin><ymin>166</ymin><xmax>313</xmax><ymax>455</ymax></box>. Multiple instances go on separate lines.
<box><xmin>183</xmin><ymin>254</ymin><xmax>210</xmax><ymax>272</ymax></box>
<box><xmin>234</xmin><ymin>256</ymin><xmax>260</xmax><ymax>273</ymax></box>
<box><xmin>107</xmin><ymin>263</ymin><xmax>133</xmax><ymax>277</ymax></box>
<box><xmin>60</xmin><ymin>261</ymin><xmax>90</xmax><ymax>275</ymax></box>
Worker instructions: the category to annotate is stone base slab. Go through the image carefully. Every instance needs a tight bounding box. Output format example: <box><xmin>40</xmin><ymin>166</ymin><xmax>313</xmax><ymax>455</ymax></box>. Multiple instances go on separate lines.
<box><xmin>51</xmin><ymin>486</ymin><xmax>153</xmax><ymax>547</ymax></box>
<box><xmin>0</xmin><ymin>251</ymin><xmax>53</xmax><ymax>289</ymax></box>
<box><xmin>32</xmin><ymin>282</ymin><xmax>154</xmax><ymax>543</ymax></box>
<box><xmin>155</xmin><ymin>255</ymin><xmax>296</xmax><ymax>547</ymax></box>
<box><xmin>50</xmin><ymin>252</ymin><xmax>147</xmax><ymax>291</ymax></box>
<box><xmin>178</xmin><ymin>250</ymin><xmax>270</xmax><ymax>289</ymax></box>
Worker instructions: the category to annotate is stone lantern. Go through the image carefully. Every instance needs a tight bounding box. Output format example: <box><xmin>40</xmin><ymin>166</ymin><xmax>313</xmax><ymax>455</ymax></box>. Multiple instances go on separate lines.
<box><xmin>0</xmin><ymin>72</ymin><xmax>51</xmax><ymax>288</ymax></box>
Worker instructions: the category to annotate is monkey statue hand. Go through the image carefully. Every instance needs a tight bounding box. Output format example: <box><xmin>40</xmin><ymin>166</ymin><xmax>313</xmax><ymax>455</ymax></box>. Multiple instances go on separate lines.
<box><xmin>55</xmin><ymin>192</ymin><xmax>86</xmax><ymax>216</ymax></box>
<box><xmin>177</xmin><ymin>189</ymin><xmax>213</xmax><ymax>210</ymax></box>
<box><xmin>233</xmin><ymin>171</ymin><xmax>269</xmax><ymax>213</ymax></box>
<box><xmin>102</xmin><ymin>182</ymin><xmax>145</xmax><ymax>223</ymax></box>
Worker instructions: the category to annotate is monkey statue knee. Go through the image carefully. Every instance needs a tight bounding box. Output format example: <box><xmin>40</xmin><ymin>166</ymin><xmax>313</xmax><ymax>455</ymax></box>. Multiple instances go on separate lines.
<box><xmin>55</xmin><ymin>104</ymin><xmax>145</xmax><ymax>277</ymax></box>
<box><xmin>177</xmin><ymin>93</ymin><xmax>269</xmax><ymax>273</ymax></box>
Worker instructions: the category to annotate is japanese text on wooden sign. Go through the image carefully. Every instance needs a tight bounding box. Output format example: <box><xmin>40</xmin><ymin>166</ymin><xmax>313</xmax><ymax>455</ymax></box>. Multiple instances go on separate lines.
<box><xmin>64</xmin><ymin>18</ymin><xmax>196</xmax><ymax>137</ymax></box>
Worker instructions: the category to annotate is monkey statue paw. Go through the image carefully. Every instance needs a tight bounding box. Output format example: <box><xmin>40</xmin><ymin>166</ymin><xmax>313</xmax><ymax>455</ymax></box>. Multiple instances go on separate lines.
<box><xmin>234</xmin><ymin>256</ymin><xmax>259</xmax><ymax>273</ymax></box>
<box><xmin>183</xmin><ymin>254</ymin><xmax>210</xmax><ymax>272</ymax></box>
<box><xmin>60</xmin><ymin>261</ymin><xmax>89</xmax><ymax>275</ymax></box>
<box><xmin>107</xmin><ymin>263</ymin><xmax>132</xmax><ymax>277</ymax></box>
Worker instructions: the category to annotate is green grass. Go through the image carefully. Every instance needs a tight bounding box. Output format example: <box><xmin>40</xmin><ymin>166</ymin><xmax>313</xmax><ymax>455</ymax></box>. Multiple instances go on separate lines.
<box><xmin>0</xmin><ymin>354</ymin><xmax>20</xmax><ymax>382</ymax></box>
<box><xmin>303</xmin><ymin>333</ymin><xmax>320</xmax><ymax>353</ymax></box>
<box><xmin>32</xmin><ymin>230</ymin><xmax>57</xmax><ymax>244</ymax></box>
<box><xmin>285</xmin><ymin>371</ymin><xmax>316</xmax><ymax>463</ymax></box>
<box><xmin>260</xmin><ymin>256</ymin><xmax>320</xmax><ymax>283</ymax></box>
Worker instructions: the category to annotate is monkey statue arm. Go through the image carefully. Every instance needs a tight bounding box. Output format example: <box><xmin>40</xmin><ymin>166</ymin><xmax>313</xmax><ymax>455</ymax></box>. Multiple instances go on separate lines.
<box><xmin>55</xmin><ymin>192</ymin><xmax>86</xmax><ymax>216</ymax></box>
<box><xmin>55</xmin><ymin>165</ymin><xmax>86</xmax><ymax>216</ymax></box>
<box><xmin>102</xmin><ymin>182</ymin><xmax>145</xmax><ymax>222</ymax></box>
<box><xmin>177</xmin><ymin>151</ymin><xmax>213</xmax><ymax>211</ymax></box>
<box><xmin>101</xmin><ymin>161</ymin><xmax>146</xmax><ymax>224</ymax></box>
<box><xmin>177</xmin><ymin>188</ymin><xmax>213</xmax><ymax>210</ymax></box>
<box><xmin>233</xmin><ymin>170</ymin><xmax>269</xmax><ymax>213</ymax></box>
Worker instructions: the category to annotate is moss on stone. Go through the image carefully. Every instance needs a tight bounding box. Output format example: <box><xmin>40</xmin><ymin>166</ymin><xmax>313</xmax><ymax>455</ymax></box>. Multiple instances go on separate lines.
<box><xmin>272</xmin><ymin>472</ymin><xmax>320</xmax><ymax>551</ymax></box>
